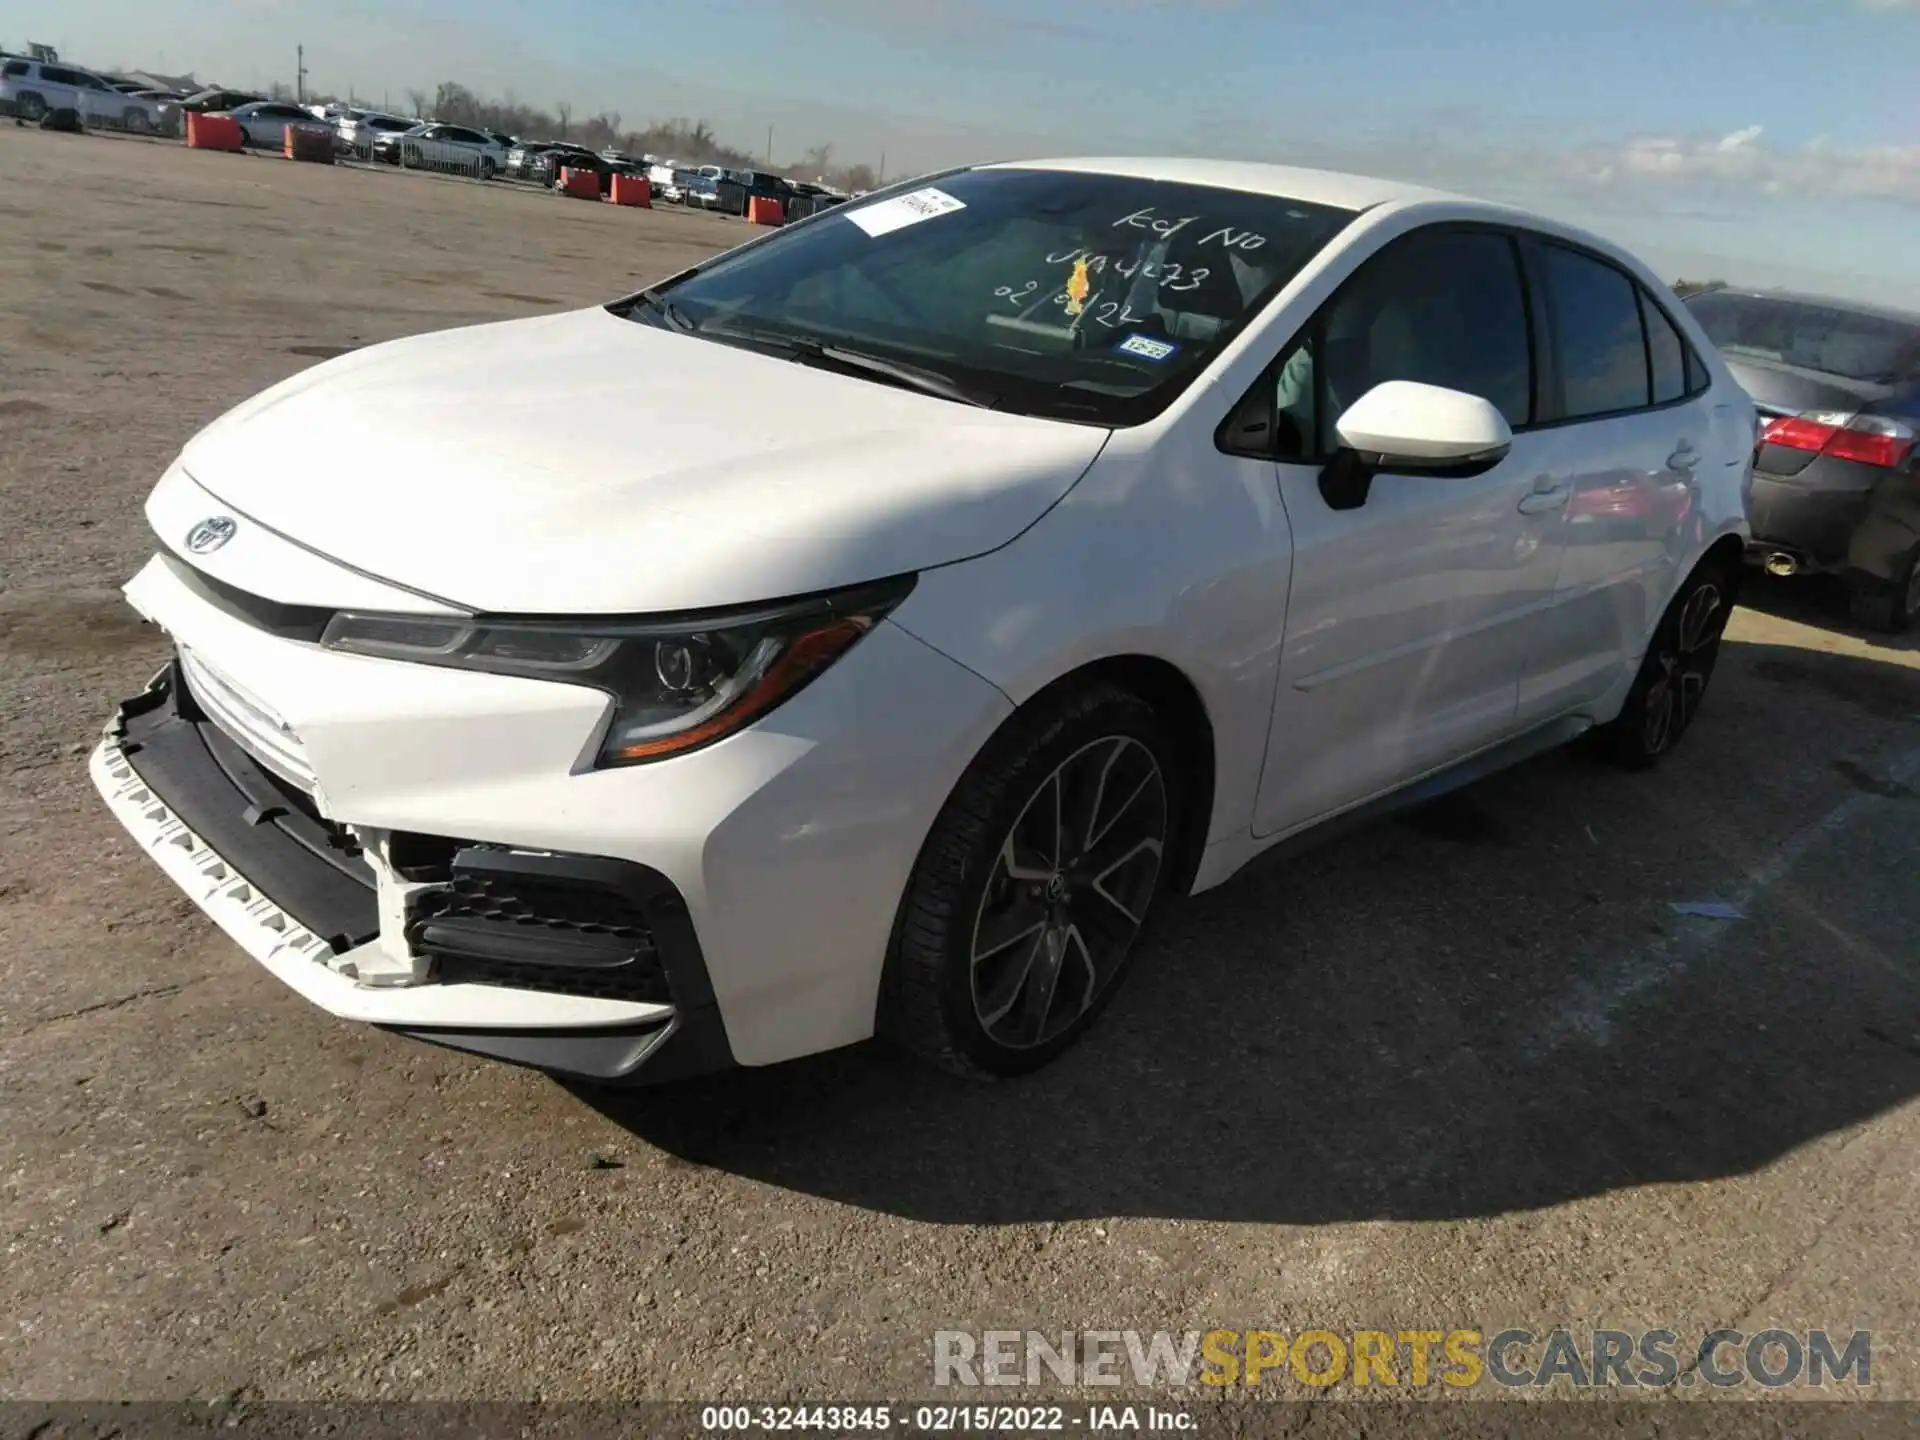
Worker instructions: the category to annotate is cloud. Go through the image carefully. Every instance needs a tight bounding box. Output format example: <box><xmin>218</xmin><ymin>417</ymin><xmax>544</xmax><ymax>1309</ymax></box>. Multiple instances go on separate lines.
<box><xmin>776</xmin><ymin>0</ymin><xmax>1242</xmax><ymax>42</ymax></box>
<box><xmin>1291</xmin><ymin>117</ymin><xmax>1920</xmax><ymax>213</ymax></box>
<box><xmin>1559</xmin><ymin>126</ymin><xmax>1920</xmax><ymax>206</ymax></box>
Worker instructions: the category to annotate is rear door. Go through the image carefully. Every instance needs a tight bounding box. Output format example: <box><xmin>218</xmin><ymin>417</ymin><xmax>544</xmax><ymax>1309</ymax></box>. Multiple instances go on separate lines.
<box><xmin>1515</xmin><ymin>240</ymin><xmax>1716</xmax><ymax>722</ymax></box>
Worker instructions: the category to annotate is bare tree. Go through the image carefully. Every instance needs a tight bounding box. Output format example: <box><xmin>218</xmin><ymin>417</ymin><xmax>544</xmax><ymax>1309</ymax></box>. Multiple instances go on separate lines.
<box><xmin>404</xmin><ymin>87</ymin><xmax>429</xmax><ymax>119</ymax></box>
<box><xmin>555</xmin><ymin>101</ymin><xmax>572</xmax><ymax>139</ymax></box>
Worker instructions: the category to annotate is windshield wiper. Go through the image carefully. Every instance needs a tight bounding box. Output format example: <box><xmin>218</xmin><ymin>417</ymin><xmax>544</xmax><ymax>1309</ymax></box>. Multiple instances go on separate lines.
<box><xmin>631</xmin><ymin>288</ymin><xmax>695</xmax><ymax>333</ymax></box>
<box><xmin>798</xmin><ymin>341</ymin><xmax>998</xmax><ymax>409</ymax></box>
<box><xmin>701</xmin><ymin>323</ymin><xmax>996</xmax><ymax>409</ymax></box>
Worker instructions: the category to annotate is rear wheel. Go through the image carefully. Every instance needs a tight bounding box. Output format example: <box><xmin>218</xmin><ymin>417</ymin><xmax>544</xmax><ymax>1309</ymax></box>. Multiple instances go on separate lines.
<box><xmin>1847</xmin><ymin>548</ymin><xmax>1920</xmax><ymax>634</ymax></box>
<box><xmin>16</xmin><ymin>93</ymin><xmax>46</xmax><ymax>123</ymax></box>
<box><xmin>879</xmin><ymin>684</ymin><xmax>1177</xmax><ymax>1078</ymax></box>
<box><xmin>1590</xmin><ymin>561</ymin><xmax>1735</xmax><ymax>769</ymax></box>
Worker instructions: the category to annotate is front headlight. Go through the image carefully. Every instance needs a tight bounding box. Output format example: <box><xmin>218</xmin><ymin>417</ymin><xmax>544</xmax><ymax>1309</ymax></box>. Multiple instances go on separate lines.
<box><xmin>318</xmin><ymin>576</ymin><xmax>915</xmax><ymax>767</ymax></box>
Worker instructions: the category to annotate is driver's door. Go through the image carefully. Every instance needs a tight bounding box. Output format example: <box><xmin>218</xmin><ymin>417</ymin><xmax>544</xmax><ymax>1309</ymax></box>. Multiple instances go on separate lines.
<box><xmin>1251</xmin><ymin>226</ymin><xmax>1570</xmax><ymax>838</ymax></box>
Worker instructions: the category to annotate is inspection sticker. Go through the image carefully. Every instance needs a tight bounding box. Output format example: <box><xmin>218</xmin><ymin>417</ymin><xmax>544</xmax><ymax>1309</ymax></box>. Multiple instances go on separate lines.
<box><xmin>1116</xmin><ymin>333</ymin><xmax>1180</xmax><ymax>362</ymax></box>
<box><xmin>845</xmin><ymin>186</ymin><xmax>967</xmax><ymax>238</ymax></box>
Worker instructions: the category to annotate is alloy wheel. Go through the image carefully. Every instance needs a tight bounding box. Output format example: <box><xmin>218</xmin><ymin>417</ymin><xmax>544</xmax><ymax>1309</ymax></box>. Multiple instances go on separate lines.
<box><xmin>968</xmin><ymin>735</ymin><xmax>1167</xmax><ymax>1050</ymax></box>
<box><xmin>1641</xmin><ymin>579</ymin><xmax>1726</xmax><ymax>756</ymax></box>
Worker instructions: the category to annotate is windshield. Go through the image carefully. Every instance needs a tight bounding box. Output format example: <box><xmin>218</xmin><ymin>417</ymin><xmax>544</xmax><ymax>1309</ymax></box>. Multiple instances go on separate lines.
<box><xmin>1685</xmin><ymin>291</ymin><xmax>1919</xmax><ymax>384</ymax></box>
<box><xmin>625</xmin><ymin>167</ymin><xmax>1356</xmax><ymax>426</ymax></box>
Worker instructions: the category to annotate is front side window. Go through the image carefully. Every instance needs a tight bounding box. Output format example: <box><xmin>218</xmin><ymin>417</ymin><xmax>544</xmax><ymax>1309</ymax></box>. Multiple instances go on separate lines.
<box><xmin>1256</xmin><ymin>228</ymin><xmax>1532</xmax><ymax>460</ymax></box>
<box><xmin>621</xmin><ymin>167</ymin><xmax>1358</xmax><ymax>426</ymax></box>
<box><xmin>1540</xmin><ymin>243</ymin><xmax>1650</xmax><ymax>419</ymax></box>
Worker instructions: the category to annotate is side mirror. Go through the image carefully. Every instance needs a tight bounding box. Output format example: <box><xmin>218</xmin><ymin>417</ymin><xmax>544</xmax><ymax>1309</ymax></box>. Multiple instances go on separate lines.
<box><xmin>1334</xmin><ymin>380</ymin><xmax>1513</xmax><ymax>468</ymax></box>
<box><xmin>1321</xmin><ymin>380</ymin><xmax>1512</xmax><ymax>510</ymax></box>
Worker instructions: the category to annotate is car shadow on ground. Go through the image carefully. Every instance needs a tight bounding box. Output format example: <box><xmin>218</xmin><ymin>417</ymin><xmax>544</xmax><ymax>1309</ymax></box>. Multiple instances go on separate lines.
<box><xmin>572</xmin><ymin>637</ymin><xmax>1920</xmax><ymax>1226</ymax></box>
<box><xmin>1738</xmin><ymin>568</ymin><xmax>1919</xmax><ymax>652</ymax></box>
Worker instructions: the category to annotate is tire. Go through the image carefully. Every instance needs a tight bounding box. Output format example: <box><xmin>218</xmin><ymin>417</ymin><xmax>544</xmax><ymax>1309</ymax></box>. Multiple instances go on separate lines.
<box><xmin>1590</xmin><ymin>560</ymin><xmax>1736</xmax><ymax>769</ymax></box>
<box><xmin>123</xmin><ymin>107</ymin><xmax>151</xmax><ymax>132</ymax></box>
<box><xmin>878</xmin><ymin>683</ymin><xmax>1179</xmax><ymax>1078</ymax></box>
<box><xmin>17</xmin><ymin>92</ymin><xmax>46</xmax><ymax>123</ymax></box>
<box><xmin>478</xmin><ymin>156</ymin><xmax>496</xmax><ymax>181</ymax></box>
<box><xmin>1846</xmin><ymin>548</ymin><xmax>1920</xmax><ymax>634</ymax></box>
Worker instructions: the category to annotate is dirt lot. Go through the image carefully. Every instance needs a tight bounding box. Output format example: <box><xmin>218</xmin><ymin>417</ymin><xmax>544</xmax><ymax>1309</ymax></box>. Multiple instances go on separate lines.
<box><xmin>2</xmin><ymin>124</ymin><xmax>1919</xmax><ymax>1407</ymax></box>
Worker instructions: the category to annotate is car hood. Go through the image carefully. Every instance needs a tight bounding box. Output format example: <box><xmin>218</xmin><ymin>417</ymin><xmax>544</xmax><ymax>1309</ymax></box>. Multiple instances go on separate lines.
<box><xmin>177</xmin><ymin>307</ymin><xmax>1110</xmax><ymax>614</ymax></box>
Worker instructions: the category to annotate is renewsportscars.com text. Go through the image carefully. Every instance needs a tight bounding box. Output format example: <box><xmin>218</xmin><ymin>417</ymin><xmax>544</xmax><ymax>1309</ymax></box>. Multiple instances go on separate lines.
<box><xmin>932</xmin><ymin>1328</ymin><xmax>1872</xmax><ymax>1389</ymax></box>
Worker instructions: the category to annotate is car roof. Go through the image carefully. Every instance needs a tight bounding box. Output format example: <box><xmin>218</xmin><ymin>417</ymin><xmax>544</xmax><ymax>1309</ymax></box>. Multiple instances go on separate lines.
<box><xmin>1687</xmin><ymin>285</ymin><xmax>1920</xmax><ymax>328</ymax></box>
<box><xmin>981</xmin><ymin>156</ymin><xmax>1475</xmax><ymax>210</ymax></box>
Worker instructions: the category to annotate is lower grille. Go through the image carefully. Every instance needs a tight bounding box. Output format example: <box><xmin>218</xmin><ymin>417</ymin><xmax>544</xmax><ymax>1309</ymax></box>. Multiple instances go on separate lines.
<box><xmin>406</xmin><ymin>849</ymin><xmax>674</xmax><ymax>1005</ymax></box>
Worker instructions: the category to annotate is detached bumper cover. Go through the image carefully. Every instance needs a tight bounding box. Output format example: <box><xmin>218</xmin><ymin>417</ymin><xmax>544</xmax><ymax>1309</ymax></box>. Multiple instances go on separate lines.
<box><xmin>90</xmin><ymin>660</ymin><xmax>732</xmax><ymax>1083</ymax></box>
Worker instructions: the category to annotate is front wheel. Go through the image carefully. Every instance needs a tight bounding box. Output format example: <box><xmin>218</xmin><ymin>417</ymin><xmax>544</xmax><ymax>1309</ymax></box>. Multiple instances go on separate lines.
<box><xmin>123</xmin><ymin>107</ymin><xmax>151</xmax><ymax>132</ymax></box>
<box><xmin>879</xmin><ymin>684</ymin><xmax>1177</xmax><ymax>1078</ymax></box>
<box><xmin>477</xmin><ymin>156</ymin><xmax>497</xmax><ymax>181</ymax></box>
<box><xmin>1590</xmin><ymin>562</ymin><xmax>1735</xmax><ymax>769</ymax></box>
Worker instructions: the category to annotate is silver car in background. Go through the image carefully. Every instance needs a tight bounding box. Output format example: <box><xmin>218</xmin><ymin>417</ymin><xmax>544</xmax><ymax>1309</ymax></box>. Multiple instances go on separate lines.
<box><xmin>0</xmin><ymin>57</ymin><xmax>165</xmax><ymax>130</ymax></box>
<box><xmin>336</xmin><ymin>109</ymin><xmax>416</xmax><ymax>159</ymax></box>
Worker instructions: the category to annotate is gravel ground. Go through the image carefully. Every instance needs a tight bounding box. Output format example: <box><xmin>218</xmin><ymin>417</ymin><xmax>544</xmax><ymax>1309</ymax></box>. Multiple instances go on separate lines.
<box><xmin>2</xmin><ymin>124</ymin><xmax>1918</xmax><ymax>1408</ymax></box>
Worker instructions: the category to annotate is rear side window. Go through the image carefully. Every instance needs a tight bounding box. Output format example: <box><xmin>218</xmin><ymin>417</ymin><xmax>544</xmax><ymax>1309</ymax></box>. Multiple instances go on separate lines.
<box><xmin>1314</xmin><ymin>228</ymin><xmax>1534</xmax><ymax>442</ymax></box>
<box><xmin>2</xmin><ymin>61</ymin><xmax>28</xmax><ymax>77</ymax></box>
<box><xmin>1640</xmin><ymin>290</ymin><xmax>1688</xmax><ymax>404</ymax></box>
<box><xmin>1540</xmin><ymin>244</ymin><xmax>1649</xmax><ymax>419</ymax></box>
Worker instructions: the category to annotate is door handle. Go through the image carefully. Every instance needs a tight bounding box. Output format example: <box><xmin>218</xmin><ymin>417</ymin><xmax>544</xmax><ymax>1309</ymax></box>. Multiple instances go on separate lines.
<box><xmin>1668</xmin><ymin>443</ymin><xmax>1700</xmax><ymax>471</ymax></box>
<box><xmin>1518</xmin><ymin>482</ymin><xmax>1571</xmax><ymax>515</ymax></box>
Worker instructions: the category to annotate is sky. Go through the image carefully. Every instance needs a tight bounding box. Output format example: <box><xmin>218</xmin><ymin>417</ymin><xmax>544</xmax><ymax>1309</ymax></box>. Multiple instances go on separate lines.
<box><xmin>23</xmin><ymin>0</ymin><xmax>1920</xmax><ymax>305</ymax></box>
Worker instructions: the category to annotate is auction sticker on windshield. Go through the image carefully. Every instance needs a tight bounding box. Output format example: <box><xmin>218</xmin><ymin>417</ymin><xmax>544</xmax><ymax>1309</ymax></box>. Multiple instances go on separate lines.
<box><xmin>846</xmin><ymin>187</ymin><xmax>967</xmax><ymax>238</ymax></box>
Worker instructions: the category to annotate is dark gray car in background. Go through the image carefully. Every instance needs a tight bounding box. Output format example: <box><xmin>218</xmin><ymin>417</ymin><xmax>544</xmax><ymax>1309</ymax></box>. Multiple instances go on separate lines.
<box><xmin>1682</xmin><ymin>287</ymin><xmax>1920</xmax><ymax>630</ymax></box>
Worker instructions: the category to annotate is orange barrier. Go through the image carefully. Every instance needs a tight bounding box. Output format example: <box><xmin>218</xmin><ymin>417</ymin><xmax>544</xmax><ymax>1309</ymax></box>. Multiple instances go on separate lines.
<box><xmin>283</xmin><ymin>124</ymin><xmax>334</xmax><ymax>164</ymax></box>
<box><xmin>746</xmin><ymin>195</ymin><xmax>785</xmax><ymax>226</ymax></box>
<box><xmin>558</xmin><ymin>167</ymin><xmax>601</xmax><ymax>200</ymax></box>
<box><xmin>185</xmin><ymin>113</ymin><xmax>244</xmax><ymax>152</ymax></box>
<box><xmin>608</xmin><ymin>173</ymin><xmax>652</xmax><ymax>208</ymax></box>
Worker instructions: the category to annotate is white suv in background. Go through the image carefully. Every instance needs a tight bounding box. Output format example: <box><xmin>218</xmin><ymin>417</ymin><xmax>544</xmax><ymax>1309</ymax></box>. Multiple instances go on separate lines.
<box><xmin>90</xmin><ymin>159</ymin><xmax>1754</xmax><ymax>1088</ymax></box>
<box><xmin>1</xmin><ymin>57</ymin><xmax>163</xmax><ymax>129</ymax></box>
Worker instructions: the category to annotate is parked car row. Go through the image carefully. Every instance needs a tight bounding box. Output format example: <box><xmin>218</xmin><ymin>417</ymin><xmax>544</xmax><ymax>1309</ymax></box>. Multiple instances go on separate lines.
<box><xmin>2</xmin><ymin>64</ymin><xmax>856</xmax><ymax>215</ymax></box>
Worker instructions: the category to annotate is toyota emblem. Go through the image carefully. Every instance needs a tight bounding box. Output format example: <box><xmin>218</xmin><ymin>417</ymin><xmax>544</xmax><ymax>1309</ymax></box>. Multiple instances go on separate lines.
<box><xmin>185</xmin><ymin>516</ymin><xmax>237</xmax><ymax>554</ymax></box>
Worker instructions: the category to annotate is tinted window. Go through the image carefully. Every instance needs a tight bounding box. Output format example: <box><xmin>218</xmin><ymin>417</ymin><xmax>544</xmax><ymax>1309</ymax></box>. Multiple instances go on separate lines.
<box><xmin>1684</xmin><ymin>344</ymin><xmax>1709</xmax><ymax>396</ymax></box>
<box><xmin>1315</xmin><ymin>228</ymin><xmax>1533</xmax><ymax>445</ymax></box>
<box><xmin>1683</xmin><ymin>291</ymin><xmax>1920</xmax><ymax>384</ymax></box>
<box><xmin>2</xmin><ymin>61</ymin><xmax>27</xmax><ymax>76</ymax></box>
<box><xmin>635</xmin><ymin>168</ymin><xmax>1358</xmax><ymax>427</ymax></box>
<box><xmin>1541</xmin><ymin>245</ymin><xmax>1649</xmax><ymax>418</ymax></box>
<box><xmin>1641</xmin><ymin>288</ymin><xmax>1688</xmax><ymax>404</ymax></box>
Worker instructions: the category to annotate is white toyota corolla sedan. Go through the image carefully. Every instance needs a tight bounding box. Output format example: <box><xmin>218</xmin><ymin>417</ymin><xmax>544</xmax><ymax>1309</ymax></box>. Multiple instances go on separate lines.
<box><xmin>90</xmin><ymin>159</ymin><xmax>1755</xmax><ymax>1084</ymax></box>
